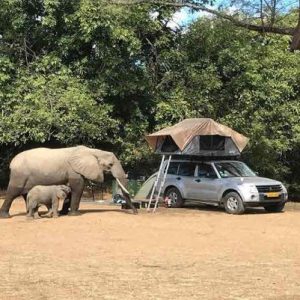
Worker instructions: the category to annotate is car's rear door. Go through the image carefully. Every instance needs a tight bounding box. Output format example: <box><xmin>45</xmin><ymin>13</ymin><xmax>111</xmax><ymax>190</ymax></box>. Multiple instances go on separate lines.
<box><xmin>163</xmin><ymin>161</ymin><xmax>181</xmax><ymax>187</ymax></box>
<box><xmin>189</xmin><ymin>163</ymin><xmax>219</xmax><ymax>202</ymax></box>
<box><xmin>175</xmin><ymin>162</ymin><xmax>197</xmax><ymax>199</ymax></box>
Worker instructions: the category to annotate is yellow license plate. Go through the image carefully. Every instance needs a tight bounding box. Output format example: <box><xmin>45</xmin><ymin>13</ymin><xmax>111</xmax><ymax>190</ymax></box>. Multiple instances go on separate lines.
<box><xmin>266</xmin><ymin>192</ymin><xmax>280</xmax><ymax>198</ymax></box>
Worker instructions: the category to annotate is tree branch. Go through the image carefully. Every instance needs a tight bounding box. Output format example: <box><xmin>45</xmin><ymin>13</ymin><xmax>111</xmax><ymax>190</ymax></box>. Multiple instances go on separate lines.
<box><xmin>111</xmin><ymin>0</ymin><xmax>295</xmax><ymax>36</ymax></box>
<box><xmin>23</xmin><ymin>38</ymin><xmax>29</xmax><ymax>67</ymax></box>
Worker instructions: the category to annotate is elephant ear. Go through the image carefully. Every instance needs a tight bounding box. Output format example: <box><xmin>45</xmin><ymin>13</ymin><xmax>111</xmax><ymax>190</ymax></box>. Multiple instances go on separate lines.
<box><xmin>68</xmin><ymin>150</ymin><xmax>101</xmax><ymax>181</ymax></box>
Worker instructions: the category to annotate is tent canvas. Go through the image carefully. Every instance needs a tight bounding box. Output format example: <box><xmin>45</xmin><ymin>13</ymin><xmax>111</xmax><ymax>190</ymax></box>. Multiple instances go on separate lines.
<box><xmin>145</xmin><ymin>118</ymin><xmax>249</xmax><ymax>157</ymax></box>
<box><xmin>133</xmin><ymin>174</ymin><xmax>157</xmax><ymax>201</ymax></box>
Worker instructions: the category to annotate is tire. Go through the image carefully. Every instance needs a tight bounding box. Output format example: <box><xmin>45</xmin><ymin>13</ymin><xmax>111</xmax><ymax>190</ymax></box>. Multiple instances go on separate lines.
<box><xmin>223</xmin><ymin>192</ymin><xmax>245</xmax><ymax>215</ymax></box>
<box><xmin>264</xmin><ymin>202</ymin><xmax>285</xmax><ymax>213</ymax></box>
<box><xmin>165</xmin><ymin>187</ymin><xmax>184</xmax><ymax>208</ymax></box>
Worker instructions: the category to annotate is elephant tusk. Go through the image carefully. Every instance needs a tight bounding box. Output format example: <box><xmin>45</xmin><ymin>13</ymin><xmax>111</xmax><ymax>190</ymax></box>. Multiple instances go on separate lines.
<box><xmin>116</xmin><ymin>178</ymin><xmax>130</xmax><ymax>195</ymax></box>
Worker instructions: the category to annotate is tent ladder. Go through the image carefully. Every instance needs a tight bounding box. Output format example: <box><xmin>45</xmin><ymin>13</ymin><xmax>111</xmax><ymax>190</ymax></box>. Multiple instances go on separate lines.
<box><xmin>147</xmin><ymin>155</ymin><xmax>165</xmax><ymax>212</ymax></box>
<box><xmin>152</xmin><ymin>155</ymin><xmax>172</xmax><ymax>213</ymax></box>
<box><xmin>147</xmin><ymin>155</ymin><xmax>172</xmax><ymax>213</ymax></box>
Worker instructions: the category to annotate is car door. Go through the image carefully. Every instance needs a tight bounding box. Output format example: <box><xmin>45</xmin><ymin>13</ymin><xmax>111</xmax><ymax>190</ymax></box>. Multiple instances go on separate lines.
<box><xmin>174</xmin><ymin>162</ymin><xmax>197</xmax><ymax>199</ymax></box>
<box><xmin>189</xmin><ymin>163</ymin><xmax>219</xmax><ymax>202</ymax></box>
<box><xmin>163</xmin><ymin>161</ymin><xmax>181</xmax><ymax>187</ymax></box>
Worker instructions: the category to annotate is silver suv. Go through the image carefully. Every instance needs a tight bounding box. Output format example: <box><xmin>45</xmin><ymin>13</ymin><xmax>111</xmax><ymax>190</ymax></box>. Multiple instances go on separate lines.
<box><xmin>162</xmin><ymin>160</ymin><xmax>288</xmax><ymax>214</ymax></box>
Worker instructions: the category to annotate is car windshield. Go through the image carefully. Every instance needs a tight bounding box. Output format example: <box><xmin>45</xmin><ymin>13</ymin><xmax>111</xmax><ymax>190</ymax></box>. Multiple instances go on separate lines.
<box><xmin>214</xmin><ymin>161</ymin><xmax>256</xmax><ymax>178</ymax></box>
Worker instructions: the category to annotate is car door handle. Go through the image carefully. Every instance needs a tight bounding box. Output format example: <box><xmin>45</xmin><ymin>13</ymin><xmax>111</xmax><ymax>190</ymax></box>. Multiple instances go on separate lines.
<box><xmin>195</xmin><ymin>179</ymin><xmax>201</xmax><ymax>183</ymax></box>
<box><xmin>176</xmin><ymin>177</ymin><xmax>181</xmax><ymax>180</ymax></box>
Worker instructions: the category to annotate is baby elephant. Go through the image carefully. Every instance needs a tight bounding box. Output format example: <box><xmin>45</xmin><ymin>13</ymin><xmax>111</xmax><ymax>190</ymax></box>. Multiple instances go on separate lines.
<box><xmin>27</xmin><ymin>185</ymin><xmax>71</xmax><ymax>219</ymax></box>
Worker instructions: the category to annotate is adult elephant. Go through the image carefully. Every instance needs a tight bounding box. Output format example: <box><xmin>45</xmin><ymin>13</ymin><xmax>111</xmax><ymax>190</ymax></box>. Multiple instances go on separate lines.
<box><xmin>0</xmin><ymin>146</ymin><xmax>137</xmax><ymax>218</ymax></box>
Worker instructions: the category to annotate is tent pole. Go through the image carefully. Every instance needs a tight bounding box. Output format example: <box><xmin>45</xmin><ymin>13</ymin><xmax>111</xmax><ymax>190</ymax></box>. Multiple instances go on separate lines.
<box><xmin>152</xmin><ymin>155</ymin><xmax>172</xmax><ymax>213</ymax></box>
<box><xmin>147</xmin><ymin>155</ymin><xmax>165</xmax><ymax>212</ymax></box>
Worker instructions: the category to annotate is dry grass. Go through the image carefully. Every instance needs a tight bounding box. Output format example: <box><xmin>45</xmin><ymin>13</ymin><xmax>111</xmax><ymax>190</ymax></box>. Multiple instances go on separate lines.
<box><xmin>0</xmin><ymin>198</ymin><xmax>300</xmax><ymax>299</ymax></box>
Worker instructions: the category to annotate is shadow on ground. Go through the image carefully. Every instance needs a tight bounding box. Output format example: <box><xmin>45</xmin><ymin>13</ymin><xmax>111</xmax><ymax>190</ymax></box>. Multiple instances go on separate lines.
<box><xmin>182</xmin><ymin>203</ymin><xmax>285</xmax><ymax>215</ymax></box>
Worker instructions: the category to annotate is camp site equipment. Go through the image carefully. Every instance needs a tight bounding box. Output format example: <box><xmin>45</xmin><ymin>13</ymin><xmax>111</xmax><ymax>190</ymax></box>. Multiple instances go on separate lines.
<box><xmin>143</xmin><ymin>118</ymin><xmax>249</xmax><ymax>212</ymax></box>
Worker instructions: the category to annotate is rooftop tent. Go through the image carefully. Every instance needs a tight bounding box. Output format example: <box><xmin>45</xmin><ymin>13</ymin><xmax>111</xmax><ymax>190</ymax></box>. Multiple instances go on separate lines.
<box><xmin>145</xmin><ymin>118</ymin><xmax>249</xmax><ymax>157</ymax></box>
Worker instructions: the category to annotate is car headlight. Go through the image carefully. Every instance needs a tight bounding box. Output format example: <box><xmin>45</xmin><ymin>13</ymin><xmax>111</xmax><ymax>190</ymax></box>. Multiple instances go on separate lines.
<box><xmin>281</xmin><ymin>184</ymin><xmax>288</xmax><ymax>194</ymax></box>
<box><xmin>249</xmin><ymin>185</ymin><xmax>258</xmax><ymax>193</ymax></box>
<box><xmin>244</xmin><ymin>184</ymin><xmax>258</xmax><ymax>194</ymax></box>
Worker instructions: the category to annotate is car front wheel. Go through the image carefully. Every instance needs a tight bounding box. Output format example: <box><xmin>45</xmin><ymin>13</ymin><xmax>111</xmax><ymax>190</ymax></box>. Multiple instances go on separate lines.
<box><xmin>165</xmin><ymin>187</ymin><xmax>184</xmax><ymax>208</ymax></box>
<box><xmin>223</xmin><ymin>192</ymin><xmax>245</xmax><ymax>215</ymax></box>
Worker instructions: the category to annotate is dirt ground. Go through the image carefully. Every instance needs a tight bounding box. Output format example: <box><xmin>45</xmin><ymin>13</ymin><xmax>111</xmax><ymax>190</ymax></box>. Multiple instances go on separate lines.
<box><xmin>0</xmin><ymin>199</ymin><xmax>300</xmax><ymax>300</ymax></box>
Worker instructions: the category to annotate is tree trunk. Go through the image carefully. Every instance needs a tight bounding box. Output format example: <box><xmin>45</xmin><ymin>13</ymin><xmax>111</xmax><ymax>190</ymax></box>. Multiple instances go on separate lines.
<box><xmin>291</xmin><ymin>25</ymin><xmax>300</xmax><ymax>51</ymax></box>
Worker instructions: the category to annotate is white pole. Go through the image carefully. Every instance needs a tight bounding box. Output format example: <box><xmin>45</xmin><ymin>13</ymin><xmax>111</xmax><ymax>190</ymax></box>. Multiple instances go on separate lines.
<box><xmin>147</xmin><ymin>155</ymin><xmax>165</xmax><ymax>212</ymax></box>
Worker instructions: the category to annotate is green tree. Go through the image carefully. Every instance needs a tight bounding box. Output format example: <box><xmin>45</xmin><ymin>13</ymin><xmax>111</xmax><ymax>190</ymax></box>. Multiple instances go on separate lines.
<box><xmin>156</xmin><ymin>18</ymin><xmax>300</xmax><ymax>192</ymax></box>
<box><xmin>1</xmin><ymin>0</ymin><xmax>300</xmax><ymax>196</ymax></box>
<box><xmin>0</xmin><ymin>56</ymin><xmax>117</xmax><ymax>146</ymax></box>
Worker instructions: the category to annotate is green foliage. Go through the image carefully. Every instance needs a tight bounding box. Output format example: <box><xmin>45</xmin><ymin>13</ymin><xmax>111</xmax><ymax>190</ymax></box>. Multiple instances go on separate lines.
<box><xmin>0</xmin><ymin>0</ymin><xmax>300</xmax><ymax>196</ymax></box>
<box><xmin>168</xmin><ymin>19</ymin><xmax>300</xmax><ymax>192</ymax></box>
<box><xmin>0</xmin><ymin>58</ymin><xmax>117</xmax><ymax>146</ymax></box>
<box><xmin>155</xmin><ymin>89</ymin><xmax>195</xmax><ymax>129</ymax></box>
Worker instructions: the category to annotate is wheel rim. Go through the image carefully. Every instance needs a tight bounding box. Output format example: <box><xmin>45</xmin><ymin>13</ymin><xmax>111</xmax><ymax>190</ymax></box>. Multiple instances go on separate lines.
<box><xmin>168</xmin><ymin>192</ymin><xmax>178</xmax><ymax>204</ymax></box>
<box><xmin>227</xmin><ymin>196</ymin><xmax>239</xmax><ymax>211</ymax></box>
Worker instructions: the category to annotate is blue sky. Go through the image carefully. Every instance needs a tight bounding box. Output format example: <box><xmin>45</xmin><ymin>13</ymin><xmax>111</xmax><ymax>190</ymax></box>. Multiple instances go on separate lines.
<box><xmin>175</xmin><ymin>8</ymin><xmax>201</xmax><ymax>26</ymax></box>
<box><xmin>168</xmin><ymin>8</ymin><xmax>201</xmax><ymax>29</ymax></box>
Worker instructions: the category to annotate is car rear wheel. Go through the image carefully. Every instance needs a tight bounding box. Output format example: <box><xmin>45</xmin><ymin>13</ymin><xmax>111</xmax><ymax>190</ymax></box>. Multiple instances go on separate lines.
<box><xmin>264</xmin><ymin>202</ymin><xmax>285</xmax><ymax>213</ymax></box>
<box><xmin>223</xmin><ymin>192</ymin><xmax>245</xmax><ymax>215</ymax></box>
<box><xmin>165</xmin><ymin>187</ymin><xmax>184</xmax><ymax>208</ymax></box>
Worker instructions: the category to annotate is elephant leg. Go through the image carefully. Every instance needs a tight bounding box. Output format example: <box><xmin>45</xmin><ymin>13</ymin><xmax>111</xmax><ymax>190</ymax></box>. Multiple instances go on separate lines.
<box><xmin>26</xmin><ymin>199</ymin><xmax>34</xmax><ymax>219</ymax></box>
<box><xmin>52</xmin><ymin>197</ymin><xmax>60</xmax><ymax>218</ymax></box>
<box><xmin>43</xmin><ymin>211</ymin><xmax>53</xmax><ymax>218</ymax></box>
<box><xmin>68</xmin><ymin>179</ymin><xmax>84</xmax><ymax>216</ymax></box>
<box><xmin>0</xmin><ymin>185</ymin><xmax>24</xmax><ymax>218</ymax></box>
<box><xmin>60</xmin><ymin>194</ymin><xmax>71</xmax><ymax>215</ymax></box>
<box><xmin>44</xmin><ymin>204</ymin><xmax>53</xmax><ymax>218</ymax></box>
<box><xmin>26</xmin><ymin>207</ymin><xmax>34</xmax><ymax>219</ymax></box>
<box><xmin>33</xmin><ymin>209</ymin><xmax>41</xmax><ymax>219</ymax></box>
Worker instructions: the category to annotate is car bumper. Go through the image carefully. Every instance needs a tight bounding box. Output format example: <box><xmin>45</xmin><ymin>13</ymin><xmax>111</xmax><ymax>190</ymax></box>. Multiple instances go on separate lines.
<box><xmin>243</xmin><ymin>193</ymin><xmax>288</xmax><ymax>207</ymax></box>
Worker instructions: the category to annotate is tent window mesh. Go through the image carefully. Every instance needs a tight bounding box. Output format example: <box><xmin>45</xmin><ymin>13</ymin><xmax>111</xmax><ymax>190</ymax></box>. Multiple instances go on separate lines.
<box><xmin>161</xmin><ymin>136</ymin><xmax>179</xmax><ymax>152</ymax></box>
<box><xmin>199</xmin><ymin>135</ymin><xmax>225</xmax><ymax>151</ymax></box>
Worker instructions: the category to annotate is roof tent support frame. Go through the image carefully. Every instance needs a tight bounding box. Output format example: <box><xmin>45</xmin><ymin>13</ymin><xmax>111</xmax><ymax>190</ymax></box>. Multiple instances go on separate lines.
<box><xmin>147</xmin><ymin>155</ymin><xmax>172</xmax><ymax>213</ymax></box>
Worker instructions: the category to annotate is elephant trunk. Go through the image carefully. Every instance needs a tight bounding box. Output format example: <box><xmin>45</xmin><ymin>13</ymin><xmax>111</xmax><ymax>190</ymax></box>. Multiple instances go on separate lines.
<box><xmin>111</xmin><ymin>158</ymin><xmax>137</xmax><ymax>214</ymax></box>
<box><xmin>111</xmin><ymin>159</ymin><xmax>128</xmax><ymax>187</ymax></box>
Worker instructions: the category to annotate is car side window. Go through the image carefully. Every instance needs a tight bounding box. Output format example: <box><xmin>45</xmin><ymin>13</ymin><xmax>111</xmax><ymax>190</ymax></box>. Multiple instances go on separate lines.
<box><xmin>167</xmin><ymin>162</ymin><xmax>180</xmax><ymax>175</ymax></box>
<box><xmin>197</xmin><ymin>163</ymin><xmax>217</xmax><ymax>178</ymax></box>
<box><xmin>178</xmin><ymin>163</ymin><xmax>196</xmax><ymax>177</ymax></box>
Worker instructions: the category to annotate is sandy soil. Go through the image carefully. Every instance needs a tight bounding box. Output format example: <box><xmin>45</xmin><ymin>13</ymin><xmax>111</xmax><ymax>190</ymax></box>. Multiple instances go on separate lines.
<box><xmin>0</xmin><ymin>199</ymin><xmax>300</xmax><ymax>300</ymax></box>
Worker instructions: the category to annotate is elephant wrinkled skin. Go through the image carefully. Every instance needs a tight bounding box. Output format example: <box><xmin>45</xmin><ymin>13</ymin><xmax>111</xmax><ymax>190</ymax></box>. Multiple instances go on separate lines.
<box><xmin>0</xmin><ymin>146</ymin><xmax>137</xmax><ymax>218</ymax></box>
<box><xmin>27</xmin><ymin>185</ymin><xmax>71</xmax><ymax>219</ymax></box>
